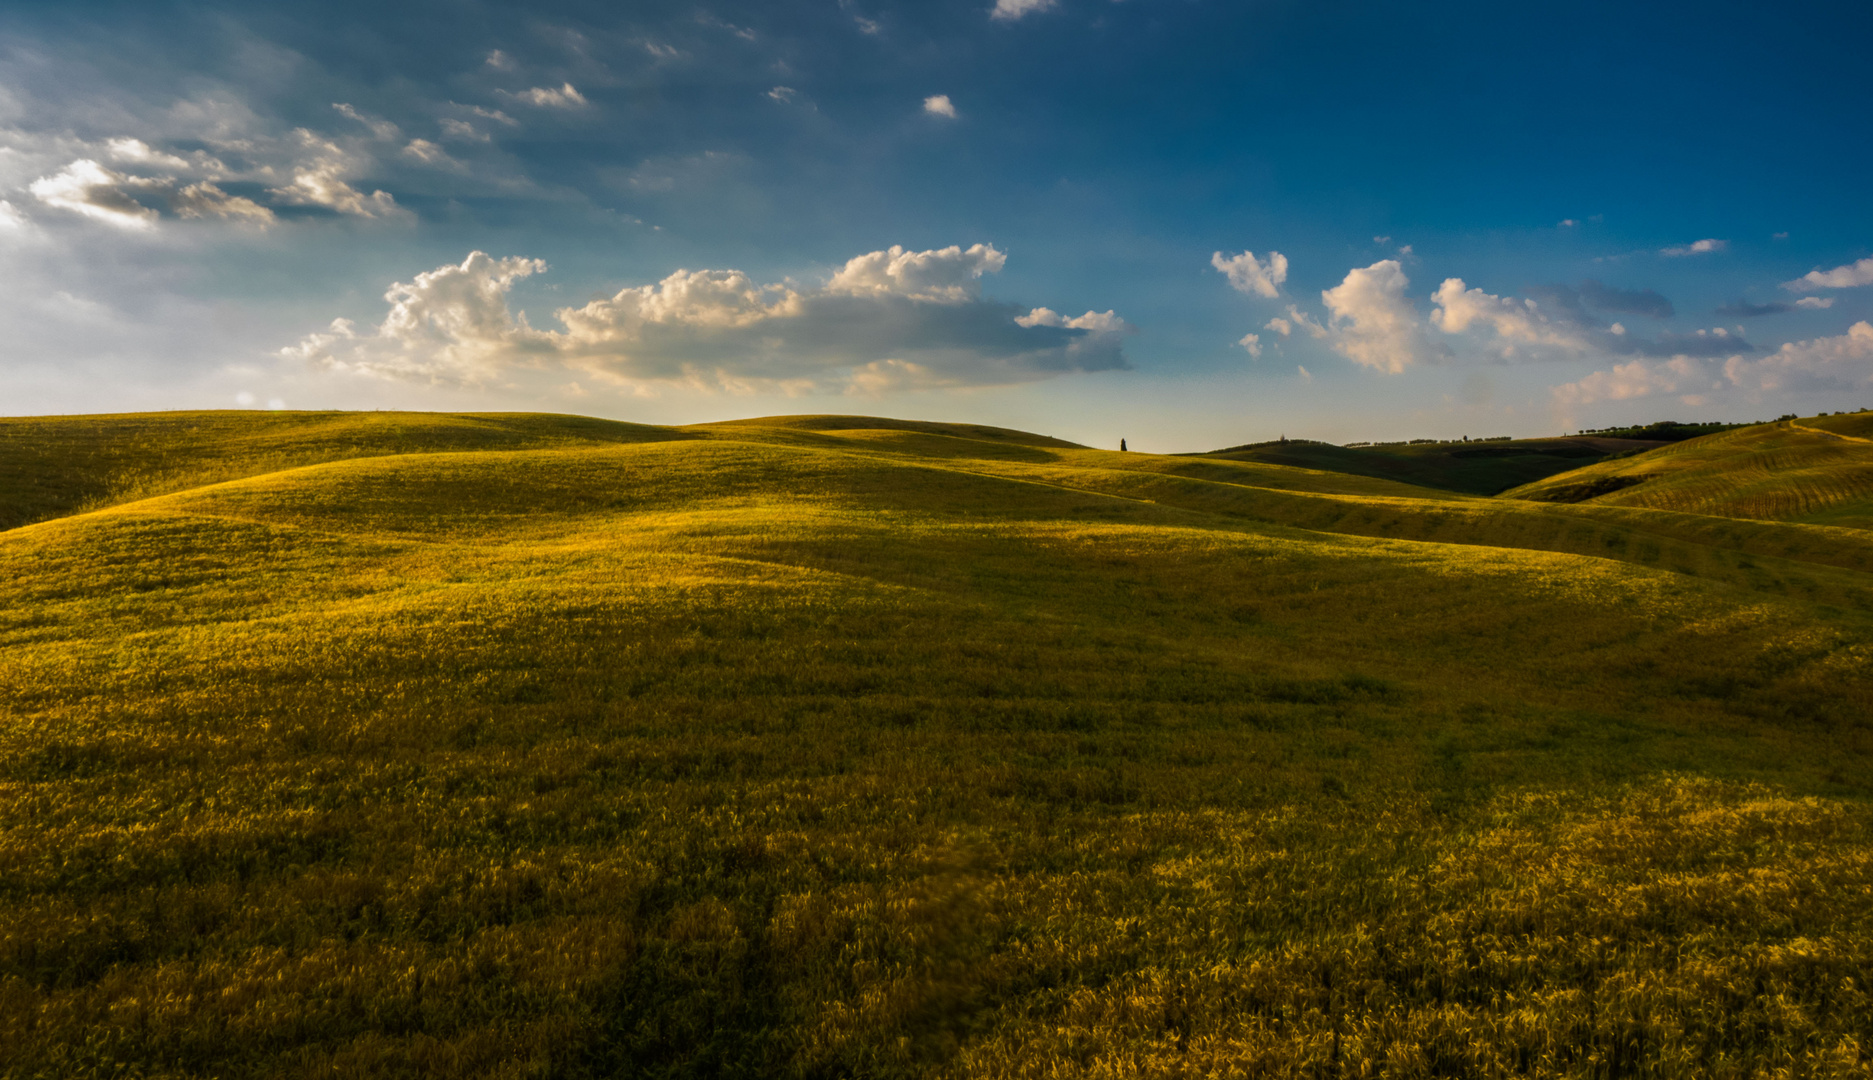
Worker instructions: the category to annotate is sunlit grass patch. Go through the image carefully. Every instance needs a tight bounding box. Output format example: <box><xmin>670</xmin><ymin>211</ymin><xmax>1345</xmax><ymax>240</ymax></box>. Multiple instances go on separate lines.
<box><xmin>2</xmin><ymin>410</ymin><xmax>1871</xmax><ymax>1076</ymax></box>
<box><xmin>1509</xmin><ymin>418</ymin><xmax>1873</xmax><ymax>529</ymax></box>
<box><xmin>958</xmin><ymin>778</ymin><xmax>1873</xmax><ymax>1079</ymax></box>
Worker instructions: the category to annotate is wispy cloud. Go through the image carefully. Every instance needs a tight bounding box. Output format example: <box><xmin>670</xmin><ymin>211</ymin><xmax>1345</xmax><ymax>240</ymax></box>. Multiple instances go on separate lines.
<box><xmin>266</xmin><ymin>131</ymin><xmax>404</xmax><ymax>218</ymax></box>
<box><xmin>332</xmin><ymin>103</ymin><xmax>399</xmax><ymax>141</ymax></box>
<box><xmin>29</xmin><ymin>160</ymin><xmax>160</xmax><ymax>229</ymax></box>
<box><xmin>990</xmin><ymin>0</ymin><xmax>1059</xmax><ymax>21</ymax></box>
<box><xmin>28</xmin><ymin>158</ymin><xmax>274</xmax><ymax>228</ymax></box>
<box><xmin>1660</xmin><ymin>238</ymin><xmax>1726</xmax><ymax>257</ymax></box>
<box><xmin>1715</xmin><ymin>297</ymin><xmax>1833</xmax><ymax>317</ymax></box>
<box><xmin>503</xmin><ymin>84</ymin><xmax>588</xmax><ymax>109</ymax></box>
<box><xmin>1211</xmin><ymin>249</ymin><xmax>1288</xmax><ymax>299</ymax></box>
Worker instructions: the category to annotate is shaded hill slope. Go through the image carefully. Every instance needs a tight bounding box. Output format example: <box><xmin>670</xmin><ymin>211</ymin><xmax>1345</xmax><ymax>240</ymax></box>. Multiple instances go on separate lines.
<box><xmin>1506</xmin><ymin>416</ymin><xmax>1873</xmax><ymax>529</ymax></box>
<box><xmin>1203</xmin><ymin>435</ymin><xmax>1664</xmax><ymax>495</ymax></box>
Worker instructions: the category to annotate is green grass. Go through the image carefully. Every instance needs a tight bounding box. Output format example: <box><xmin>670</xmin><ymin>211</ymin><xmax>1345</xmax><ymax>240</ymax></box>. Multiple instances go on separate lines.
<box><xmin>1505</xmin><ymin>416</ymin><xmax>1873</xmax><ymax>529</ymax></box>
<box><xmin>2</xmin><ymin>412</ymin><xmax>1871</xmax><ymax>1078</ymax></box>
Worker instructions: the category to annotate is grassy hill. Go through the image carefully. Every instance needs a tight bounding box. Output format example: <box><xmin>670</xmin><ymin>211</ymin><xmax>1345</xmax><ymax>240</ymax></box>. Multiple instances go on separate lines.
<box><xmin>1203</xmin><ymin>434</ymin><xmax>1666</xmax><ymax>495</ymax></box>
<box><xmin>1506</xmin><ymin>415</ymin><xmax>1873</xmax><ymax>528</ymax></box>
<box><xmin>2</xmin><ymin>412</ymin><xmax>1870</xmax><ymax>1078</ymax></box>
<box><xmin>0</xmin><ymin>410</ymin><xmax>686</xmax><ymax>531</ymax></box>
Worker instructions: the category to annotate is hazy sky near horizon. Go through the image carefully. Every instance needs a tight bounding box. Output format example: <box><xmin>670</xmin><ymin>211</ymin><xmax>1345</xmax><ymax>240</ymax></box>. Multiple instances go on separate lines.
<box><xmin>3</xmin><ymin>0</ymin><xmax>1871</xmax><ymax>450</ymax></box>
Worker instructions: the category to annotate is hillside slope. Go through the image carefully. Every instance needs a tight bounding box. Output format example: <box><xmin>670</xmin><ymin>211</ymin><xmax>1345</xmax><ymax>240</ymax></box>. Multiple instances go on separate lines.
<box><xmin>0</xmin><ymin>409</ymin><xmax>686</xmax><ymax>530</ymax></box>
<box><xmin>1205</xmin><ymin>435</ymin><xmax>1664</xmax><ymax>495</ymax></box>
<box><xmin>1506</xmin><ymin>416</ymin><xmax>1873</xmax><ymax>529</ymax></box>
<box><xmin>2</xmin><ymin>411</ymin><xmax>1870</xmax><ymax>1078</ymax></box>
<box><xmin>687</xmin><ymin>413</ymin><xmax>1086</xmax><ymax>448</ymax></box>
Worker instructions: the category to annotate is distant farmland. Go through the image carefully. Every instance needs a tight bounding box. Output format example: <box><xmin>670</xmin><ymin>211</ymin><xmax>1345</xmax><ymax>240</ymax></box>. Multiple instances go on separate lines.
<box><xmin>2</xmin><ymin>411</ymin><xmax>1869</xmax><ymax>1078</ymax></box>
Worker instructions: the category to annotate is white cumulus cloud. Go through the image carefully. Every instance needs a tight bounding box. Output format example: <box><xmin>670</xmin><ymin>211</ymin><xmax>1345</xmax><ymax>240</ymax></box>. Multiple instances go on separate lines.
<box><xmin>282</xmin><ymin>252</ymin><xmax>554</xmax><ymax>382</ymax></box>
<box><xmin>1429</xmin><ymin>278</ymin><xmax>1590</xmax><ymax>355</ymax></box>
<box><xmin>827</xmin><ymin>243</ymin><xmax>1006</xmax><ymax>302</ymax></box>
<box><xmin>1211</xmin><ymin>249</ymin><xmax>1288</xmax><ymax>298</ymax></box>
<box><xmin>1237</xmin><ymin>332</ymin><xmax>1261</xmax><ymax>357</ymax></box>
<box><xmin>1016</xmin><ymin>307</ymin><xmax>1132</xmax><ymax>334</ymax></box>
<box><xmin>923</xmin><ymin>94</ymin><xmax>958</xmax><ymax>119</ymax></box>
<box><xmin>1320</xmin><ymin>260</ymin><xmax>1437</xmax><ymax>374</ymax></box>
<box><xmin>284</xmin><ymin>245</ymin><xmax>1131</xmax><ymax>393</ymax></box>
<box><xmin>1785</xmin><ymin>256</ymin><xmax>1873</xmax><ymax>292</ymax></box>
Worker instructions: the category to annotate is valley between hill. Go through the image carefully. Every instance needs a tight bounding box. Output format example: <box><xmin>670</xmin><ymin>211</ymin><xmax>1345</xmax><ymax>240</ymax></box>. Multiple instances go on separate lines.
<box><xmin>1</xmin><ymin>411</ymin><xmax>1869</xmax><ymax>1078</ymax></box>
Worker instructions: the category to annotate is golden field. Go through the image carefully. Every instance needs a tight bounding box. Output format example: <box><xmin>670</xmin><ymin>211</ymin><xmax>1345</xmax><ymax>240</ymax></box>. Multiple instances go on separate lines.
<box><xmin>1</xmin><ymin>410</ymin><xmax>1869</xmax><ymax>1078</ymax></box>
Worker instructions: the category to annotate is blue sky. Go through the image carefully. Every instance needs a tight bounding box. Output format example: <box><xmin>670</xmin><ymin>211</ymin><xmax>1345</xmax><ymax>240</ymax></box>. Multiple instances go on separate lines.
<box><xmin>3</xmin><ymin>0</ymin><xmax>1870</xmax><ymax>450</ymax></box>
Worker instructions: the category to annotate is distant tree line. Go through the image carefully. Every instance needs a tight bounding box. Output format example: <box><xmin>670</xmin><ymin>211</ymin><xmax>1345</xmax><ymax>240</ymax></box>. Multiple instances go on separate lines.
<box><xmin>1345</xmin><ymin>435</ymin><xmax>1514</xmax><ymax>448</ymax></box>
<box><xmin>1221</xmin><ymin>410</ymin><xmax>1867</xmax><ymax>456</ymax></box>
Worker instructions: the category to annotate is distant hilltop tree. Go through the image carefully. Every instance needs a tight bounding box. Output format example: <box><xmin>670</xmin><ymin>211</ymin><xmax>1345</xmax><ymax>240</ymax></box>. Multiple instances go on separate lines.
<box><xmin>1120</xmin><ymin>438</ymin><xmax>1127</xmax><ymax>451</ymax></box>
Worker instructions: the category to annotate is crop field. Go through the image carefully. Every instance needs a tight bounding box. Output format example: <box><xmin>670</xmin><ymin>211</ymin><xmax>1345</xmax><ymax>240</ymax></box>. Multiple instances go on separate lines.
<box><xmin>1</xmin><ymin>411</ymin><xmax>1870</xmax><ymax>1078</ymax></box>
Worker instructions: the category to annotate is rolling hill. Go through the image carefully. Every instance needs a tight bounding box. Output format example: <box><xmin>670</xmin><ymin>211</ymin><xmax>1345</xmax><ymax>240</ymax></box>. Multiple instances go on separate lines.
<box><xmin>1203</xmin><ymin>433</ymin><xmax>1668</xmax><ymax>495</ymax></box>
<box><xmin>1506</xmin><ymin>414</ymin><xmax>1873</xmax><ymax>529</ymax></box>
<box><xmin>2</xmin><ymin>411</ymin><xmax>1869</xmax><ymax>1078</ymax></box>
<box><xmin>0</xmin><ymin>409</ymin><xmax>688</xmax><ymax>531</ymax></box>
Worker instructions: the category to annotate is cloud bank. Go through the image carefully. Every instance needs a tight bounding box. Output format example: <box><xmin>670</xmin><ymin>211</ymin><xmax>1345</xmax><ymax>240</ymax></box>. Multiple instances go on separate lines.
<box><xmin>1228</xmin><ymin>254</ymin><xmax>1770</xmax><ymax>376</ymax></box>
<box><xmin>284</xmin><ymin>245</ymin><xmax>1133</xmax><ymax>394</ymax></box>
<box><xmin>1552</xmin><ymin>321</ymin><xmax>1873</xmax><ymax>407</ymax></box>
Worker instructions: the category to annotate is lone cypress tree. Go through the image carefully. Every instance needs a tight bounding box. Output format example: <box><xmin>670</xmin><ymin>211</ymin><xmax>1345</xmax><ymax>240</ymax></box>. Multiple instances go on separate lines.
<box><xmin>1120</xmin><ymin>439</ymin><xmax>1128</xmax><ymax>452</ymax></box>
